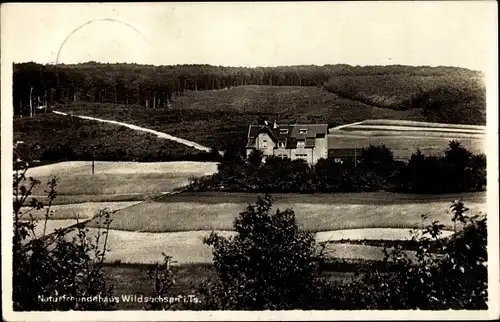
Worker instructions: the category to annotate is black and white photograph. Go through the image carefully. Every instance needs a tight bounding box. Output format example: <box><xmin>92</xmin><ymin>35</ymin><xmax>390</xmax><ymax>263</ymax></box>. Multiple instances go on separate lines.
<box><xmin>1</xmin><ymin>2</ymin><xmax>498</xmax><ymax>320</ymax></box>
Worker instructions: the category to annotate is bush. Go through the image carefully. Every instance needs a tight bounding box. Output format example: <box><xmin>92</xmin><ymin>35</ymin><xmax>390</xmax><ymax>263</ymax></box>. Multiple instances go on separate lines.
<box><xmin>324</xmin><ymin>200</ymin><xmax>488</xmax><ymax>309</ymax></box>
<box><xmin>395</xmin><ymin>141</ymin><xmax>486</xmax><ymax>193</ymax></box>
<box><xmin>198</xmin><ymin>141</ymin><xmax>486</xmax><ymax>194</ymax></box>
<box><xmin>200</xmin><ymin>195</ymin><xmax>326</xmax><ymax>310</ymax></box>
<box><xmin>12</xmin><ymin>155</ymin><xmax>115</xmax><ymax>311</ymax></box>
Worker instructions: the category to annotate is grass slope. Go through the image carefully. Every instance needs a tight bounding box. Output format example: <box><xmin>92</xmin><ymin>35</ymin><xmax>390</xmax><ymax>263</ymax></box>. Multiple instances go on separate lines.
<box><xmin>56</xmin><ymin>86</ymin><xmax>427</xmax><ymax>150</ymax></box>
<box><xmin>13</xmin><ymin>114</ymin><xmax>213</xmax><ymax>162</ymax></box>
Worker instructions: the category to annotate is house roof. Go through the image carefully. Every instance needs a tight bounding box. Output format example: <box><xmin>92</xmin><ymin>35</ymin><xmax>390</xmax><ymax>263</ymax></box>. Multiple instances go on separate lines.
<box><xmin>247</xmin><ymin>123</ymin><xmax>328</xmax><ymax>149</ymax></box>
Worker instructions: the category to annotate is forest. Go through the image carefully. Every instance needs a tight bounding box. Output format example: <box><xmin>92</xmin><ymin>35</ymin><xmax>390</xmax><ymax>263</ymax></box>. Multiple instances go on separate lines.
<box><xmin>13</xmin><ymin>62</ymin><xmax>485</xmax><ymax>121</ymax></box>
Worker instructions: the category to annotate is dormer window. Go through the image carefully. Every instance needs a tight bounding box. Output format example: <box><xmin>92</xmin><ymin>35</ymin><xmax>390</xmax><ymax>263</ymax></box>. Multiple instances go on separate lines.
<box><xmin>280</xmin><ymin>129</ymin><xmax>289</xmax><ymax>135</ymax></box>
<box><xmin>262</xmin><ymin>139</ymin><xmax>268</xmax><ymax>148</ymax></box>
<box><xmin>299</xmin><ymin>129</ymin><xmax>308</xmax><ymax>134</ymax></box>
<box><xmin>278</xmin><ymin>141</ymin><xmax>286</xmax><ymax>148</ymax></box>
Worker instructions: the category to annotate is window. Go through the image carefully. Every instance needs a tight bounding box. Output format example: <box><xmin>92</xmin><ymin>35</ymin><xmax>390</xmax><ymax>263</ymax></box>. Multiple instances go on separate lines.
<box><xmin>295</xmin><ymin>153</ymin><xmax>307</xmax><ymax>159</ymax></box>
<box><xmin>299</xmin><ymin>129</ymin><xmax>308</xmax><ymax>134</ymax></box>
<box><xmin>262</xmin><ymin>139</ymin><xmax>268</xmax><ymax>148</ymax></box>
<box><xmin>297</xmin><ymin>141</ymin><xmax>305</xmax><ymax>148</ymax></box>
<box><xmin>280</xmin><ymin>129</ymin><xmax>289</xmax><ymax>134</ymax></box>
<box><xmin>278</xmin><ymin>141</ymin><xmax>286</xmax><ymax>148</ymax></box>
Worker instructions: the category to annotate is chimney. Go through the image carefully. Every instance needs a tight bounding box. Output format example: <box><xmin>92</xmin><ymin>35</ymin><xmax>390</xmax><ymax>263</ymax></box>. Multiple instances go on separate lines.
<box><xmin>273</xmin><ymin>120</ymin><xmax>278</xmax><ymax>129</ymax></box>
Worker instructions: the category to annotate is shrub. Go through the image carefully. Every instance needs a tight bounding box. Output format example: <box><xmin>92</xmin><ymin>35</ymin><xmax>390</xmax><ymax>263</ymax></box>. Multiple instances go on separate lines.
<box><xmin>325</xmin><ymin>200</ymin><xmax>488</xmax><ymax>309</ymax></box>
<box><xmin>200</xmin><ymin>195</ymin><xmax>326</xmax><ymax>310</ymax></box>
<box><xmin>12</xmin><ymin>155</ymin><xmax>115</xmax><ymax>311</ymax></box>
<box><xmin>395</xmin><ymin>142</ymin><xmax>486</xmax><ymax>193</ymax></box>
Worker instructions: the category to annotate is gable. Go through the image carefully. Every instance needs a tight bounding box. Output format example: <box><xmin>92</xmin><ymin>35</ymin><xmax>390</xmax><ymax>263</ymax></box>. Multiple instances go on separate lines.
<box><xmin>247</xmin><ymin>123</ymin><xmax>329</xmax><ymax>149</ymax></box>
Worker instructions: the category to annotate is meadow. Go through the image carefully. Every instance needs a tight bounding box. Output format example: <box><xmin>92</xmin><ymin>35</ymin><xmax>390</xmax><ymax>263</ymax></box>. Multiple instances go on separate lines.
<box><xmin>351</xmin><ymin>119</ymin><xmax>487</xmax><ymax>131</ymax></box>
<box><xmin>22</xmin><ymin>201</ymin><xmax>140</xmax><ymax>220</ymax></box>
<box><xmin>85</xmin><ymin>192</ymin><xmax>487</xmax><ymax>233</ymax></box>
<box><xmin>55</xmin><ymin>86</ymin><xmax>427</xmax><ymax>150</ymax></box>
<box><xmin>327</xmin><ymin>134</ymin><xmax>484</xmax><ymax>160</ymax></box>
<box><xmin>327</xmin><ymin>119</ymin><xmax>486</xmax><ymax>159</ymax></box>
<box><xmin>69</xmin><ymin>228</ymin><xmax>448</xmax><ymax>265</ymax></box>
<box><xmin>23</xmin><ymin>161</ymin><xmax>218</xmax><ymax>204</ymax></box>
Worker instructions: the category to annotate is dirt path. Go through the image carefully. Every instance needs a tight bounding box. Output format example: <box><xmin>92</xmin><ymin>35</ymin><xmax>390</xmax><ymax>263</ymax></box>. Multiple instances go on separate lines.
<box><xmin>52</xmin><ymin>110</ymin><xmax>212</xmax><ymax>152</ymax></box>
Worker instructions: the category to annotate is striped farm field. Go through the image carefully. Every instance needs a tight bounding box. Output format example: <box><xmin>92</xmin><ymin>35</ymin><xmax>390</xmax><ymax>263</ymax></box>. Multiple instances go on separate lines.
<box><xmin>352</xmin><ymin>119</ymin><xmax>487</xmax><ymax>131</ymax></box>
<box><xmin>327</xmin><ymin>135</ymin><xmax>484</xmax><ymax>159</ymax></box>
<box><xmin>328</xmin><ymin>119</ymin><xmax>486</xmax><ymax>159</ymax></box>
<box><xmin>66</xmin><ymin>228</ymin><xmax>455</xmax><ymax>265</ymax></box>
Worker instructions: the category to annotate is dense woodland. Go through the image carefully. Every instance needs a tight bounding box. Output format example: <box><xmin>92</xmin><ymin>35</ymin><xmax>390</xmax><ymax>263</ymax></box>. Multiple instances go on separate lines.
<box><xmin>13</xmin><ymin>62</ymin><xmax>485</xmax><ymax>125</ymax></box>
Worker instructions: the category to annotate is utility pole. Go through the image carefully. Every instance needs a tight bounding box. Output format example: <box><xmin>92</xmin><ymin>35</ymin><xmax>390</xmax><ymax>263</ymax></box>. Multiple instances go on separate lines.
<box><xmin>29</xmin><ymin>86</ymin><xmax>33</xmax><ymax>117</ymax></box>
<box><xmin>92</xmin><ymin>145</ymin><xmax>96</xmax><ymax>176</ymax></box>
<box><xmin>354</xmin><ymin>147</ymin><xmax>357</xmax><ymax>170</ymax></box>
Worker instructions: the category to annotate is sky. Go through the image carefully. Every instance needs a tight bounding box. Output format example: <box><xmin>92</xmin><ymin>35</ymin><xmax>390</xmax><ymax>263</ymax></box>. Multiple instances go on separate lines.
<box><xmin>1</xmin><ymin>2</ymin><xmax>498</xmax><ymax>72</ymax></box>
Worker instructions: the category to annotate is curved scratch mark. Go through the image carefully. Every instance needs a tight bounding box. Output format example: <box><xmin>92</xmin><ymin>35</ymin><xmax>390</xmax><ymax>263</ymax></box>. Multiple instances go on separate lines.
<box><xmin>55</xmin><ymin>18</ymin><xmax>150</xmax><ymax>64</ymax></box>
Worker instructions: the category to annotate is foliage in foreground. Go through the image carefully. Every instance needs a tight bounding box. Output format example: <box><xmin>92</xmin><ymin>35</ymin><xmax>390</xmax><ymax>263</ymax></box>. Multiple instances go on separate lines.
<box><xmin>327</xmin><ymin>200</ymin><xmax>488</xmax><ymax>310</ymax></box>
<box><xmin>200</xmin><ymin>195</ymin><xmax>326</xmax><ymax>310</ymax></box>
<box><xmin>188</xmin><ymin>195</ymin><xmax>488</xmax><ymax>310</ymax></box>
<box><xmin>13</xmin><ymin>157</ymin><xmax>115</xmax><ymax>311</ymax></box>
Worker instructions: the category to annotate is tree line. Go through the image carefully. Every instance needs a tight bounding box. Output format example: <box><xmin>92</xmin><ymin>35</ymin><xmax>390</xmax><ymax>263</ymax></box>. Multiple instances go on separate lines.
<box><xmin>190</xmin><ymin>141</ymin><xmax>486</xmax><ymax>194</ymax></box>
<box><xmin>13</xmin><ymin>62</ymin><xmax>481</xmax><ymax>116</ymax></box>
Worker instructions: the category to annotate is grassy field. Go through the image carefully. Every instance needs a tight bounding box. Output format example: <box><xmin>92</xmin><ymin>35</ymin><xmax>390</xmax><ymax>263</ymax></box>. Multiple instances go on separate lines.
<box><xmin>26</xmin><ymin>161</ymin><xmax>218</xmax><ymax>177</ymax></box>
<box><xmin>85</xmin><ymin>192</ymin><xmax>486</xmax><ymax>233</ymax></box>
<box><xmin>21</xmin><ymin>161</ymin><xmax>218</xmax><ymax>204</ymax></box>
<box><xmin>13</xmin><ymin>113</ymin><xmax>214</xmax><ymax>162</ymax></box>
<box><xmin>327</xmin><ymin>119</ymin><xmax>486</xmax><ymax>159</ymax></box>
<box><xmin>354</xmin><ymin>119</ymin><xmax>487</xmax><ymax>130</ymax></box>
<box><xmin>68</xmin><ymin>228</ymin><xmax>437</xmax><ymax>265</ymax></box>
<box><xmin>26</xmin><ymin>173</ymin><xmax>195</xmax><ymax>197</ymax></box>
<box><xmin>155</xmin><ymin>191</ymin><xmax>487</xmax><ymax>204</ymax></box>
<box><xmin>22</xmin><ymin>201</ymin><xmax>140</xmax><ymax>220</ymax></box>
<box><xmin>327</xmin><ymin>134</ymin><xmax>484</xmax><ymax>159</ymax></box>
<box><xmin>55</xmin><ymin>86</ymin><xmax>427</xmax><ymax>150</ymax></box>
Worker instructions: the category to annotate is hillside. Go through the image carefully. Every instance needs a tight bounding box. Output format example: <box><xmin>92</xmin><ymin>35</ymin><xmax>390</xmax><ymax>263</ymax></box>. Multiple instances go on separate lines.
<box><xmin>325</xmin><ymin>70</ymin><xmax>485</xmax><ymax>125</ymax></box>
<box><xmin>13</xmin><ymin>114</ymin><xmax>217</xmax><ymax>162</ymax></box>
<box><xmin>14</xmin><ymin>63</ymin><xmax>485</xmax><ymax>125</ymax></box>
<box><xmin>56</xmin><ymin>86</ymin><xmax>427</xmax><ymax>151</ymax></box>
<box><xmin>15</xmin><ymin>63</ymin><xmax>486</xmax><ymax>153</ymax></box>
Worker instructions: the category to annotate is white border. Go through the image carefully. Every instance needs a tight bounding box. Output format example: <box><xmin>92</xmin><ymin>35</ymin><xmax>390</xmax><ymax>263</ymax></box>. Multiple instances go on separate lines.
<box><xmin>1</xmin><ymin>2</ymin><xmax>499</xmax><ymax>321</ymax></box>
